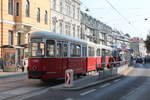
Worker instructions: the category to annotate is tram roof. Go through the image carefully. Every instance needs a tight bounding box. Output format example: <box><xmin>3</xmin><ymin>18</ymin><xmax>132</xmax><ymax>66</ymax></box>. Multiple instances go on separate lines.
<box><xmin>30</xmin><ymin>31</ymin><xmax>113</xmax><ymax>50</ymax></box>
<box><xmin>30</xmin><ymin>31</ymin><xmax>86</xmax><ymax>44</ymax></box>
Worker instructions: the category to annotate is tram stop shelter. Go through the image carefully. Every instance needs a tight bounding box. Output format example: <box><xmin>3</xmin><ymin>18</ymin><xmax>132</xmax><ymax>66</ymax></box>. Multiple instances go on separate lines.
<box><xmin>0</xmin><ymin>45</ymin><xmax>25</xmax><ymax>72</ymax></box>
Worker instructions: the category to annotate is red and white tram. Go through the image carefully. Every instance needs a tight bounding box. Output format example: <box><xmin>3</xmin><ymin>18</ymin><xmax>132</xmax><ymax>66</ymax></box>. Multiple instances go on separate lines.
<box><xmin>27</xmin><ymin>31</ymin><xmax>114</xmax><ymax>81</ymax></box>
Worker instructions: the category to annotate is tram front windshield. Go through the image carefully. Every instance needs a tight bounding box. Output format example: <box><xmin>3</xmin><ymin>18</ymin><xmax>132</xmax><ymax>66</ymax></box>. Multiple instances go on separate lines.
<box><xmin>31</xmin><ymin>42</ymin><xmax>45</xmax><ymax>57</ymax></box>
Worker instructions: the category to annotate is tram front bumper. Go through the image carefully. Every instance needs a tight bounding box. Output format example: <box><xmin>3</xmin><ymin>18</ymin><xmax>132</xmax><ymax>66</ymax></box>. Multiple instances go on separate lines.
<box><xmin>28</xmin><ymin>71</ymin><xmax>46</xmax><ymax>79</ymax></box>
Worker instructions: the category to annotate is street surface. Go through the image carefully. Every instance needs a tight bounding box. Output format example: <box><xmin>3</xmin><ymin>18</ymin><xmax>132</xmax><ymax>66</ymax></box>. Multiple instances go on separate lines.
<box><xmin>0</xmin><ymin>74</ymin><xmax>63</xmax><ymax>100</ymax></box>
<box><xmin>1</xmin><ymin>63</ymin><xmax>150</xmax><ymax>100</ymax></box>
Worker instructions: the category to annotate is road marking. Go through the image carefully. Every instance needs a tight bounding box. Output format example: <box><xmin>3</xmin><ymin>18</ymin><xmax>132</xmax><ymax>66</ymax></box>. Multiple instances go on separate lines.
<box><xmin>65</xmin><ymin>98</ymin><xmax>74</xmax><ymax>100</ymax></box>
<box><xmin>113</xmin><ymin>79</ymin><xmax>121</xmax><ymax>82</ymax></box>
<box><xmin>80</xmin><ymin>89</ymin><xmax>96</xmax><ymax>96</ymax></box>
<box><xmin>120</xmin><ymin>89</ymin><xmax>136</xmax><ymax>100</ymax></box>
<box><xmin>99</xmin><ymin>83</ymin><xmax>111</xmax><ymax>88</ymax></box>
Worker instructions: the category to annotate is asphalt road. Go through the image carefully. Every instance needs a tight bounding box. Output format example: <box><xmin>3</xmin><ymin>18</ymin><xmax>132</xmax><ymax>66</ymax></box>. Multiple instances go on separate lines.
<box><xmin>0</xmin><ymin>74</ymin><xmax>64</xmax><ymax>100</ymax></box>
<box><xmin>24</xmin><ymin>63</ymin><xmax>150</xmax><ymax>100</ymax></box>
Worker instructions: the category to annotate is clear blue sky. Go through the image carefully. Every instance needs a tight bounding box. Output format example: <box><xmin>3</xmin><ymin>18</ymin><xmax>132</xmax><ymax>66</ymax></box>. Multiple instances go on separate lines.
<box><xmin>81</xmin><ymin>0</ymin><xmax>150</xmax><ymax>39</ymax></box>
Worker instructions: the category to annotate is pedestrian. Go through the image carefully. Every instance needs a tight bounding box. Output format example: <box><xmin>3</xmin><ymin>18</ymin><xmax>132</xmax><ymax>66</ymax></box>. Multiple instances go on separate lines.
<box><xmin>21</xmin><ymin>66</ymin><xmax>25</xmax><ymax>72</ymax></box>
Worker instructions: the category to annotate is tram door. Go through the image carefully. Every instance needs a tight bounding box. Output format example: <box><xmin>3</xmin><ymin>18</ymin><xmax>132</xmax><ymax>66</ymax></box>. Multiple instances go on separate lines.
<box><xmin>62</xmin><ymin>43</ymin><xmax>68</xmax><ymax>73</ymax></box>
<box><xmin>56</xmin><ymin>42</ymin><xmax>63</xmax><ymax>73</ymax></box>
<box><xmin>46</xmin><ymin>40</ymin><xmax>63</xmax><ymax>74</ymax></box>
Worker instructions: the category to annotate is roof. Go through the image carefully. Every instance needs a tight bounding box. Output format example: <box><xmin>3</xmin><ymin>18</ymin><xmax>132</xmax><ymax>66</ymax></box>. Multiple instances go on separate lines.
<box><xmin>30</xmin><ymin>31</ymin><xmax>87</xmax><ymax>44</ymax></box>
<box><xmin>0</xmin><ymin>45</ymin><xmax>24</xmax><ymax>49</ymax></box>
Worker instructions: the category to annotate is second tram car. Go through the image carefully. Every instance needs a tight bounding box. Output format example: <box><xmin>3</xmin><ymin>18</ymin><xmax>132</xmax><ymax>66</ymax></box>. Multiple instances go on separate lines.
<box><xmin>27</xmin><ymin>31</ymin><xmax>114</xmax><ymax>81</ymax></box>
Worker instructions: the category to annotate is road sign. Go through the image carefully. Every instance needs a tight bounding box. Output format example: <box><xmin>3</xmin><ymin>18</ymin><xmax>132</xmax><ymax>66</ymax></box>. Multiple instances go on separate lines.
<box><xmin>65</xmin><ymin>69</ymin><xmax>74</xmax><ymax>87</ymax></box>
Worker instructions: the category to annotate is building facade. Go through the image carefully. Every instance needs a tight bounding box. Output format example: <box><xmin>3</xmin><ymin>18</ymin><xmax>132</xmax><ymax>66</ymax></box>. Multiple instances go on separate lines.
<box><xmin>51</xmin><ymin>0</ymin><xmax>81</xmax><ymax>39</ymax></box>
<box><xmin>81</xmin><ymin>11</ymin><xmax>110</xmax><ymax>44</ymax></box>
<box><xmin>0</xmin><ymin>0</ymin><xmax>51</xmax><ymax>70</ymax></box>
<box><xmin>130</xmin><ymin>37</ymin><xmax>147</xmax><ymax>56</ymax></box>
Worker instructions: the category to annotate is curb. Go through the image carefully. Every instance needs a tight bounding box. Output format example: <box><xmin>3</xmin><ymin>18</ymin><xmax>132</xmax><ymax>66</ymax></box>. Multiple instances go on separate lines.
<box><xmin>58</xmin><ymin>75</ymin><xmax>122</xmax><ymax>91</ymax></box>
<box><xmin>50</xmin><ymin>66</ymin><xmax>134</xmax><ymax>91</ymax></box>
<box><xmin>0</xmin><ymin>72</ymin><xmax>27</xmax><ymax>78</ymax></box>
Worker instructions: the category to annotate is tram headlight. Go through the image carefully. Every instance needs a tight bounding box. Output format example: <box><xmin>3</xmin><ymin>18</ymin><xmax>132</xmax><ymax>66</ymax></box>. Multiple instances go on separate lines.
<box><xmin>32</xmin><ymin>66</ymin><xmax>38</xmax><ymax>71</ymax></box>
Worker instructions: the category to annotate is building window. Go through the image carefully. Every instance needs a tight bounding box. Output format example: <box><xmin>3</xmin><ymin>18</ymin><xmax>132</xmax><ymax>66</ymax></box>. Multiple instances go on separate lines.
<box><xmin>60</xmin><ymin>1</ymin><xmax>63</xmax><ymax>13</ymax></box>
<box><xmin>52</xmin><ymin>17</ymin><xmax>57</xmax><ymax>32</ymax></box>
<box><xmin>73</xmin><ymin>25</ymin><xmax>75</xmax><ymax>37</ymax></box>
<box><xmin>45</xmin><ymin>11</ymin><xmax>48</xmax><ymax>24</ymax></box>
<box><xmin>68</xmin><ymin>23</ymin><xmax>71</xmax><ymax>36</ymax></box>
<box><xmin>77</xmin><ymin>8</ymin><xmax>80</xmax><ymax>19</ymax></box>
<box><xmin>16</xmin><ymin>2</ymin><xmax>19</xmax><ymax>16</ymax></box>
<box><xmin>65</xmin><ymin>23</ymin><xmax>68</xmax><ymax>35</ymax></box>
<box><xmin>17</xmin><ymin>32</ymin><xmax>21</xmax><ymax>45</ymax></box>
<box><xmin>25</xmin><ymin>0</ymin><xmax>30</xmax><ymax>17</ymax></box>
<box><xmin>8</xmin><ymin>0</ymin><xmax>13</xmax><ymax>15</ymax></box>
<box><xmin>65</xmin><ymin>22</ymin><xmax>70</xmax><ymax>36</ymax></box>
<box><xmin>66</xmin><ymin>5</ymin><xmax>70</xmax><ymax>16</ymax></box>
<box><xmin>72</xmin><ymin>5</ymin><xmax>75</xmax><ymax>18</ymax></box>
<box><xmin>59</xmin><ymin>22</ymin><xmax>63</xmax><ymax>33</ymax></box>
<box><xmin>53</xmin><ymin>0</ymin><xmax>56</xmax><ymax>10</ymax></box>
<box><xmin>8</xmin><ymin>30</ymin><xmax>13</xmax><ymax>45</ymax></box>
<box><xmin>77</xmin><ymin>26</ymin><xmax>80</xmax><ymax>38</ymax></box>
<box><xmin>37</xmin><ymin>8</ymin><xmax>40</xmax><ymax>23</ymax></box>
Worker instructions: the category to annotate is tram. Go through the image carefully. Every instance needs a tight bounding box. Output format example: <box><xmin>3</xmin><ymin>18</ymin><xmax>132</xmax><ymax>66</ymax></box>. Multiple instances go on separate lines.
<box><xmin>27</xmin><ymin>31</ymin><xmax>114</xmax><ymax>81</ymax></box>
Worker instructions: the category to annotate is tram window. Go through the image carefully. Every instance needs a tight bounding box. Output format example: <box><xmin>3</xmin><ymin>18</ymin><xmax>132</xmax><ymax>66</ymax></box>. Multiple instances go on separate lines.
<box><xmin>106</xmin><ymin>50</ymin><xmax>111</xmax><ymax>56</ymax></box>
<box><xmin>31</xmin><ymin>43</ymin><xmax>45</xmax><ymax>57</ymax></box>
<box><xmin>88</xmin><ymin>47</ymin><xmax>95</xmax><ymax>57</ymax></box>
<box><xmin>56</xmin><ymin>43</ymin><xmax>62</xmax><ymax>57</ymax></box>
<box><xmin>96</xmin><ymin>49</ymin><xmax>101</xmax><ymax>56</ymax></box>
<box><xmin>102</xmin><ymin>49</ymin><xmax>106</xmax><ymax>57</ymax></box>
<box><xmin>46</xmin><ymin>40</ymin><xmax>55</xmax><ymax>57</ymax></box>
<box><xmin>82</xmin><ymin>46</ymin><xmax>87</xmax><ymax>57</ymax></box>
<box><xmin>63</xmin><ymin>44</ymin><xmax>68</xmax><ymax>57</ymax></box>
<box><xmin>70</xmin><ymin>43</ymin><xmax>81</xmax><ymax>57</ymax></box>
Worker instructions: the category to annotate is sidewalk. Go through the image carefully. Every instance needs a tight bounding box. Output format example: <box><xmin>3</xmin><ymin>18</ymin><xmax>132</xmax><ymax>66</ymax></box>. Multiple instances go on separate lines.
<box><xmin>0</xmin><ymin>69</ymin><xmax>27</xmax><ymax>78</ymax></box>
<box><xmin>50</xmin><ymin>65</ymin><xmax>134</xmax><ymax>91</ymax></box>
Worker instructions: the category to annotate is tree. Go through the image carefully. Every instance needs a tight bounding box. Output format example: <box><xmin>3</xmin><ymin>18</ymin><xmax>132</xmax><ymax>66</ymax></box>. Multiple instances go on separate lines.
<box><xmin>145</xmin><ymin>34</ymin><xmax>150</xmax><ymax>53</ymax></box>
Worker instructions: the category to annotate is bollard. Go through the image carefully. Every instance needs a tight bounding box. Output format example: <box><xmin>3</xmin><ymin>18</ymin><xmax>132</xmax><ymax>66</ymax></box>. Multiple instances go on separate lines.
<box><xmin>65</xmin><ymin>69</ymin><xmax>74</xmax><ymax>88</ymax></box>
<box><xmin>99</xmin><ymin>70</ymin><xmax>104</xmax><ymax>79</ymax></box>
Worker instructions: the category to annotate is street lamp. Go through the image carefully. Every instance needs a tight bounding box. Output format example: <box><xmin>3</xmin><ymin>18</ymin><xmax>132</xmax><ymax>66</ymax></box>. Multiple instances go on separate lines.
<box><xmin>85</xmin><ymin>8</ymin><xmax>89</xmax><ymax>12</ymax></box>
<box><xmin>144</xmin><ymin>18</ymin><xmax>148</xmax><ymax>21</ymax></box>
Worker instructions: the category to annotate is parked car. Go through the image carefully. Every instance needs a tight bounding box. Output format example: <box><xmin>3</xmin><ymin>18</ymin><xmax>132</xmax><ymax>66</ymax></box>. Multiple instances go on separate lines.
<box><xmin>136</xmin><ymin>57</ymin><xmax>143</xmax><ymax>63</ymax></box>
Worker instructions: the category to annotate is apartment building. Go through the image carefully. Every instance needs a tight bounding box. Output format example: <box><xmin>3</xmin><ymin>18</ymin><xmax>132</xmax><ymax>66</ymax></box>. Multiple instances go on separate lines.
<box><xmin>0</xmin><ymin>0</ymin><xmax>51</xmax><ymax>70</ymax></box>
<box><xmin>51</xmin><ymin>0</ymin><xmax>81</xmax><ymax>39</ymax></box>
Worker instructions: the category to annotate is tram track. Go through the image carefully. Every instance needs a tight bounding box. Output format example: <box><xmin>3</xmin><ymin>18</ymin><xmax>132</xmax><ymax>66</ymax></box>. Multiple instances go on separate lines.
<box><xmin>2</xmin><ymin>86</ymin><xmax>49</xmax><ymax>100</ymax></box>
<box><xmin>0</xmin><ymin>74</ymin><xmax>66</xmax><ymax>100</ymax></box>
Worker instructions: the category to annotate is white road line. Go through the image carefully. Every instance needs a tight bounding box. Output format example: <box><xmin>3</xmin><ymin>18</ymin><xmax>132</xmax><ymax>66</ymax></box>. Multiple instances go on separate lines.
<box><xmin>99</xmin><ymin>83</ymin><xmax>111</xmax><ymax>88</ymax></box>
<box><xmin>65</xmin><ymin>98</ymin><xmax>74</xmax><ymax>100</ymax></box>
<box><xmin>120</xmin><ymin>90</ymin><xmax>136</xmax><ymax>100</ymax></box>
<box><xmin>80</xmin><ymin>89</ymin><xmax>96</xmax><ymax>96</ymax></box>
<box><xmin>113</xmin><ymin>79</ymin><xmax>121</xmax><ymax>82</ymax></box>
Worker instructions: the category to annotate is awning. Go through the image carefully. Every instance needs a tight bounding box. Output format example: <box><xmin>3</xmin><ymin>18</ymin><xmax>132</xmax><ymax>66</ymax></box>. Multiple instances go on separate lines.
<box><xmin>15</xmin><ymin>44</ymin><xmax>28</xmax><ymax>48</ymax></box>
<box><xmin>0</xmin><ymin>45</ymin><xmax>25</xmax><ymax>49</ymax></box>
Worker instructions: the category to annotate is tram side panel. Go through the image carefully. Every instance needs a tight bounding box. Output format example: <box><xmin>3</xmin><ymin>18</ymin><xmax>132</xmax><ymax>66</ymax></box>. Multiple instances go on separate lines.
<box><xmin>42</xmin><ymin>58</ymin><xmax>65</xmax><ymax>79</ymax></box>
<box><xmin>96</xmin><ymin>57</ymin><xmax>103</xmax><ymax>70</ymax></box>
<box><xmin>68</xmin><ymin>58</ymin><xmax>87</xmax><ymax>74</ymax></box>
<box><xmin>86</xmin><ymin>57</ymin><xmax>96</xmax><ymax>72</ymax></box>
<box><xmin>28</xmin><ymin>58</ymin><xmax>66</xmax><ymax>80</ymax></box>
<box><xmin>28</xmin><ymin>58</ymin><xmax>47</xmax><ymax>79</ymax></box>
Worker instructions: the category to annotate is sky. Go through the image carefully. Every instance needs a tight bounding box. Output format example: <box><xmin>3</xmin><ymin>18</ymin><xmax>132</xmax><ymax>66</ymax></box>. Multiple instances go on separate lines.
<box><xmin>80</xmin><ymin>0</ymin><xmax>150</xmax><ymax>40</ymax></box>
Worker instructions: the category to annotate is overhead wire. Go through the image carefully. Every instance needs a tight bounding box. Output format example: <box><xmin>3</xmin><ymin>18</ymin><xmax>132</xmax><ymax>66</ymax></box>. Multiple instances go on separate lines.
<box><xmin>104</xmin><ymin>0</ymin><xmax>140</xmax><ymax>34</ymax></box>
